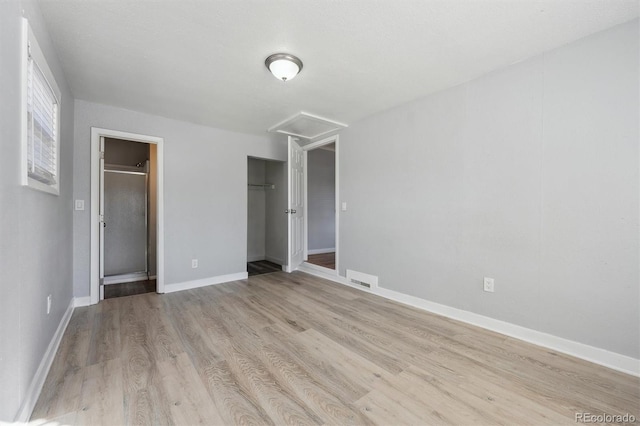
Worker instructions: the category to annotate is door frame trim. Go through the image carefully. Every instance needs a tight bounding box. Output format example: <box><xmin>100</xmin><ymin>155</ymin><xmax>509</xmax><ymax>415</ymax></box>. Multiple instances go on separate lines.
<box><xmin>90</xmin><ymin>127</ymin><xmax>165</xmax><ymax>304</ymax></box>
<box><xmin>302</xmin><ymin>134</ymin><xmax>339</xmax><ymax>275</ymax></box>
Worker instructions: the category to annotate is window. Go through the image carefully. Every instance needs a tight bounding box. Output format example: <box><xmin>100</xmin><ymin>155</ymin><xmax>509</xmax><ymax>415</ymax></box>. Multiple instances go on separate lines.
<box><xmin>22</xmin><ymin>19</ymin><xmax>61</xmax><ymax>195</ymax></box>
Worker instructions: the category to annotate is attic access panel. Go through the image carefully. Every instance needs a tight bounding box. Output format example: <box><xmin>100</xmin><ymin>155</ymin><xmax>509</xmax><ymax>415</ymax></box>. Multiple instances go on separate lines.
<box><xmin>268</xmin><ymin>112</ymin><xmax>347</xmax><ymax>140</ymax></box>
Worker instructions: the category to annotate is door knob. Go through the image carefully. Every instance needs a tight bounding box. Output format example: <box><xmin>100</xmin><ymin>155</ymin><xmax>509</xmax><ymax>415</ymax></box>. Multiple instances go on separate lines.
<box><xmin>291</xmin><ymin>209</ymin><xmax>297</xmax><ymax>214</ymax></box>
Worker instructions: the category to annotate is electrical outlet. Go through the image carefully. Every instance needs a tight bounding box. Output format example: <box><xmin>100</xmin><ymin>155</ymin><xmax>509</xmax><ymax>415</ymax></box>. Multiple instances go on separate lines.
<box><xmin>47</xmin><ymin>295</ymin><xmax>52</xmax><ymax>314</ymax></box>
<box><xmin>483</xmin><ymin>277</ymin><xmax>495</xmax><ymax>293</ymax></box>
<box><xmin>191</xmin><ymin>259</ymin><xmax>198</xmax><ymax>268</ymax></box>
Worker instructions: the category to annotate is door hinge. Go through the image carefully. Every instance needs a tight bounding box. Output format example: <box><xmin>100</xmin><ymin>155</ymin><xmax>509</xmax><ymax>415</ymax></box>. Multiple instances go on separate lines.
<box><xmin>100</xmin><ymin>151</ymin><xmax>105</xmax><ymax>159</ymax></box>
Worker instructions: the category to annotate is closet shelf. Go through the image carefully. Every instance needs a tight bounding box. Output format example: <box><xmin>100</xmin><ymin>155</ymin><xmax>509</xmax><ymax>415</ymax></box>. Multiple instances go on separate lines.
<box><xmin>248</xmin><ymin>183</ymin><xmax>275</xmax><ymax>190</ymax></box>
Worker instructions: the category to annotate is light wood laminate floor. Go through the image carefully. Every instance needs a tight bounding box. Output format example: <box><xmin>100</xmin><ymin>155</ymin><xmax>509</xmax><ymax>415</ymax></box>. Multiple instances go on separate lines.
<box><xmin>32</xmin><ymin>272</ymin><xmax>639</xmax><ymax>425</ymax></box>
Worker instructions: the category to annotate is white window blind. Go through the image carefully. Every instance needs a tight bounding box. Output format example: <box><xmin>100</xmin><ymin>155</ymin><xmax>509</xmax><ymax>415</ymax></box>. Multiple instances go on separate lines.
<box><xmin>22</xmin><ymin>18</ymin><xmax>61</xmax><ymax>195</ymax></box>
<box><xmin>26</xmin><ymin>44</ymin><xmax>58</xmax><ymax>186</ymax></box>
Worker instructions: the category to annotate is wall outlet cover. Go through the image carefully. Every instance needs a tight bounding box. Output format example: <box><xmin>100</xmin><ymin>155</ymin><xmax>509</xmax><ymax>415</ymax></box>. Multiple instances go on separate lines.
<box><xmin>483</xmin><ymin>277</ymin><xmax>495</xmax><ymax>292</ymax></box>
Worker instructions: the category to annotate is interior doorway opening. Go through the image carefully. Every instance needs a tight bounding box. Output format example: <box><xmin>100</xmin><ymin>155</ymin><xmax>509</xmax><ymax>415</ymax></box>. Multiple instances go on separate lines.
<box><xmin>90</xmin><ymin>127</ymin><xmax>164</xmax><ymax>305</ymax></box>
<box><xmin>285</xmin><ymin>133</ymin><xmax>340</xmax><ymax>275</ymax></box>
<box><xmin>305</xmin><ymin>142</ymin><xmax>336</xmax><ymax>270</ymax></box>
<box><xmin>102</xmin><ymin>138</ymin><xmax>157</xmax><ymax>299</ymax></box>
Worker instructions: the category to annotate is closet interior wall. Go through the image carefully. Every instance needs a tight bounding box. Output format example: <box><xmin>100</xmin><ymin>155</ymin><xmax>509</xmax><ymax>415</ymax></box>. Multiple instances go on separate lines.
<box><xmin>247</xmin><ymin>158</ymin><xmax>287</xmax><ymax>266</ymax></box>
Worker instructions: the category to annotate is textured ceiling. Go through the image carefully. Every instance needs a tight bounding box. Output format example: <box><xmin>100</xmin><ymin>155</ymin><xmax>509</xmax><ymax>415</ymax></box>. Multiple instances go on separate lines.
<box><xmin>38</xmin><ymin>0</ymin><xmax>638</xmax><ymax>136</ymax></box>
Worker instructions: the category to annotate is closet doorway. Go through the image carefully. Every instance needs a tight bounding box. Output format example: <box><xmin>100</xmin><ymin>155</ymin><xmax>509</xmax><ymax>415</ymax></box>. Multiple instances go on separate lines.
<box><xmin>247</xmin><ymin>157</ymin><xmax>287</xmax><ymax>276</ymax></box>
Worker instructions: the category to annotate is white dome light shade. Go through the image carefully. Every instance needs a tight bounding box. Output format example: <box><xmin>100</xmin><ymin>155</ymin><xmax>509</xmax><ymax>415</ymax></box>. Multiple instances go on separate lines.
<box><xmin>265</xmin><ymin>53</ymin><xmax>303</xmax><ymax>81</ymax></box>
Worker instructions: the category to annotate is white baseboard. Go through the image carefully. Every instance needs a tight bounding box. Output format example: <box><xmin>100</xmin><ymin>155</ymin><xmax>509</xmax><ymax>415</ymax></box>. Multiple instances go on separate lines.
<box><xmin>247</xmin><ymin>255</ymin><xmax>266</xmax><ymax>262</ymax></box>
<box><xmin>164</xmin><ymin>272</ymin><xmax>248</xmax><ymax>294</ymax></box>
<box><xmin>296</xmin><ymin>269</ymin><xmax>640</xmax><ymax>377</ymax></box>
<box><xmin>307</xmin><ymin>248</ymin><xmax>335</xmax><ymax>255</ymax></box>
<box><xmin>14</xmin><ymin>298</ymin><xmax>75</xmax><ymax>422</ymax></box>
<box><xmin>74</xmin><ymin>296</ymin><xmax>92</xmax><ymax>307</ymax></box>
<box><xmin>103</xmin><ymin>272</ymin><xmax>149</xmax><ymax>285</ymax></box>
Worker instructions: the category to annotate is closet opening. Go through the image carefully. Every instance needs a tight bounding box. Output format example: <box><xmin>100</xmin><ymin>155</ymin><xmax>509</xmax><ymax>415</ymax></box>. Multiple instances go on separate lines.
<box><xmin>247</xmin><ymin>157</ymin><xmax>287</xmax><ymax>276</ymax></box>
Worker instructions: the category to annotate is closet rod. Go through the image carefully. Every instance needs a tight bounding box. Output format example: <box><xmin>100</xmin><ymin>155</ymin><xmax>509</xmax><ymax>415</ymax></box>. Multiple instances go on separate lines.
<box><xmin>104</xmin><ymin>169</ymin><xmax>147</xmax><ymax>176</ymax></box>
<box><xmin>248</xmin><ymin>183</ymin><xmax>275</xmax><ymax>189</ymax></box>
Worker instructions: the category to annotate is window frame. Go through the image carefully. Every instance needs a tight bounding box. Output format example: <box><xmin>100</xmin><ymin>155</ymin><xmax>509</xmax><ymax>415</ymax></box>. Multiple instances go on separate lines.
<box><xmin>21</xmin><ymin>18</ymin><xmax>61</xmax><ymax>196</ymax></box>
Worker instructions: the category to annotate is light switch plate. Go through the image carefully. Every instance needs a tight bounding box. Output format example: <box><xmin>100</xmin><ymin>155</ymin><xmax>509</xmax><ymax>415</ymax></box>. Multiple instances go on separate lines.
<box><xmin>75</xmin><ymin>200</ymin><xmax>85</xmax><ymax>211</ymax></box>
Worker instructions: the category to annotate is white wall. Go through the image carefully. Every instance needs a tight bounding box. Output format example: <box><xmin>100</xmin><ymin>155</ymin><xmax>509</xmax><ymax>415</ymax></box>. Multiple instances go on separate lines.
<box><xmin>247</xmin><ymin>158</ymin><xmax>267</xmax><ymax>261</ymax></box>
<box><xmin>339</xmin><ymin>20</ymin><xmax>639</xmax><ymax>359</ymax></box>
<box><xmin>307</xmin><ymin>148</ymin><xmax>336</xmax><ymax>251</ymax></box>
<box><xmin>73</xmin><ymin>100</ymin><xmax>286</xmax><ymax>296</ymax></box>
<box><xmin>265</xmin><ymin>161</ymin><xmax>287</xmax><ymax>265</ymax></box>
<box><xmin>0</xmin><ymin>0</ymin><xmax>74</xmax><ymax>420</ymax></box>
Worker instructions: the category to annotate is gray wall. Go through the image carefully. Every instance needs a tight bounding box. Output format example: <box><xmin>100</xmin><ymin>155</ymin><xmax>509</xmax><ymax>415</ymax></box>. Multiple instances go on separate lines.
<box><xmin>247</xmin><ymin>158</ymin><xmax>267</xmax><ymax>261</ymax></box>
<box><xmin>307</xmin><ymin>148</ymin><xmax>336</xmax><ymax>251</ymax></box>
<box><xmin>73</xmin><ymin>100</ymin><xmax>286</xmax><ymax>296</ymax></box>
<box><xmin>265</xmin><ymin>161</ymin><xmax>287</xmax><ymax>264</ymax></box>
<box><xmin>339</xmin><ymin>20</ymin><xmax>639</xmax><ymax>358</ymax></box>
<box><xmin>0</xmin><ymin>0</ymin><xmax>74</xmax><ymax>420</ymax></box>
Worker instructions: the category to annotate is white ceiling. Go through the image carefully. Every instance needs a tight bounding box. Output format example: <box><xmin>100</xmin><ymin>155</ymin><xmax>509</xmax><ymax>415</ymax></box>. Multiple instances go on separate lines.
<box><xmin>38</xmin><ymin>0</ymin><xmax>638</xmax><ymax>137</ymax></box>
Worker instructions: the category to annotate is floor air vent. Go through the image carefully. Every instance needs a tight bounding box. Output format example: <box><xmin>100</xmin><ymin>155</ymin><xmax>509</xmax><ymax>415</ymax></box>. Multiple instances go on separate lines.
<box><xmin>346</xmin><ymin>269</ymin><xmax>378</xmax><ymax>290</ymax></box>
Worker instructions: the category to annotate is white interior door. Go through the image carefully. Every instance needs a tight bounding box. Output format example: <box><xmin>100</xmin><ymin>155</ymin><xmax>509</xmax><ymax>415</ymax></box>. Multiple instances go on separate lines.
<box><xmin>98</xmin><ymin>136</ymin><xmax>105</xmax><ymax>300</ymax></box>
<box><xmin>287</xmin><ymin>136</ymin><xmax>304</xmax><ymax>272</ymax></box>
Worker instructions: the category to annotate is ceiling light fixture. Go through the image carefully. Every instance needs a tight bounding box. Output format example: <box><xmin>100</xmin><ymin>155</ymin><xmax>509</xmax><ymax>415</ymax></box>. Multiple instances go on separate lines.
<box><xmin>265</xmin><ymin>53</ymin><xmax>303</xmax><ymax>82</ymax></box>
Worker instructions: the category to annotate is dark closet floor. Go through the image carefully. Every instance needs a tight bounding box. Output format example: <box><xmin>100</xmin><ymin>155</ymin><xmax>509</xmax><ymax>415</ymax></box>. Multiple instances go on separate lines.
<box><xmin>247</xmin><ymin>260</ymin><xmax>282</xmax><ymax>276</ymax></box>
<box><xmin>104</xmin><ymin>279</ymin><xmax>156</xmax><ymax>299</ymax></box>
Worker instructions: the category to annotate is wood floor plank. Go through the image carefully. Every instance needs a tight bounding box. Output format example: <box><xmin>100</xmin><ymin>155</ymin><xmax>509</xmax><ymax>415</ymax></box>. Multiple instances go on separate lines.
<box><xmin>31</xmin><ymin>307</ymin><xmax>93</xmax><ymax>420</ymax></box>
<box><xmin>76</xmin><ymin>358</ymin><xmax>125</xmax><ymax>426</ymax></box>
<box><xmin>293</xmin><ymin>329</ymin><xmax>394</xmax><ymax>393</ymax></box>
<box><xmin>31</xmin><ymin>271</ymin><xmax>640</xmax><ymax>425</ymax></box>
<box><xmin>354</xmin><ymin>388</ymin><xmax>440</xmax><ymax>425</ymax></box>
<box><xmin>257</xmin><ymin>324</ymin><xmax>372</xmax><ymax>403</ymax></box>
<box><xmin>157</xmin><ymin>352</ymin><xmax>226</xmax><ymax>425</ymax></box>
<box><xmin>400</xmin><ymin>363</ymin><xmax>570</xmax><ymax>425</ymax></box>
<box><xmin>119</xmin><ymin>295</ymin><xmax>174</xmax><ymax>425</ymax></box>
<box><xmin>200</xmin><ymin>360</ymin><xmax>275</xmax><ymax>425</ymax></box>
<box><xmin>87</xmin><ymin>299</ymin><xmax>121</xmax><ymax>365</ymax></box>
<box><xmin>221</xmin><ymin>342</ymin><xmax>323</xmax><ymax>425</ymax></box>
<box><xmin>274</xmin><ymin>290</ymin><xmax>408</xmax><ymax>374</ymax></box>
<box><xmin>162</xmin><ymin>291</ymin><xmax>225</xmax><ymax>365</ymax></box>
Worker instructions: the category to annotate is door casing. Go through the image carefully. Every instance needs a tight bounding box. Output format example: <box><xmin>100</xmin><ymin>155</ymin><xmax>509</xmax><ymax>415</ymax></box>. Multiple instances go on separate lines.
<box><xmin>286</xmin><ymin>134</ymin><xmax>340</xmax><ymax>275</ymax></box>
<box><xmin>90</xmin><ymin>127</ymin><xmax>165</xmax><ymax>304</ymax></box>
